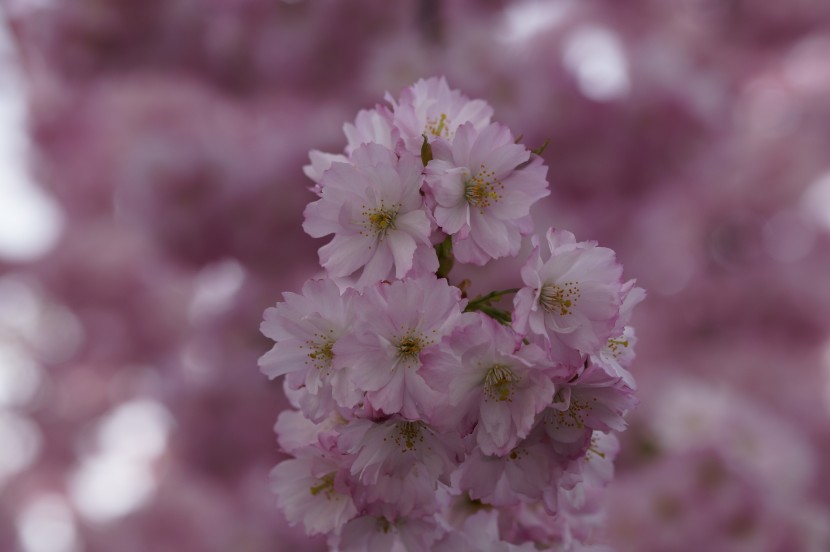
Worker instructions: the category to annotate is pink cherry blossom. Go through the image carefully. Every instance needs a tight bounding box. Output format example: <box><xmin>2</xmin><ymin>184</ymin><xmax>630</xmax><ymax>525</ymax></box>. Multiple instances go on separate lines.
<box><xmin>513</xmin><ymin>228</ymin><xmax>625</xmax><ymax>355</ymax></box>
<box><xmin>338</xmin><ymin>417</ymin><xmax>461</xmax><ymax>483</ymax></box>
<box><xmin>333</xmin><ymin>276</ymin><xmax>463</xmax><ymax>420</ymax></box>
<box><xmin>303</xmin><ymin>105</ymin><xmax>399</xmax><ymax>191</ymax></box>
<box><xmin>259</xmin><ymin>78</ymin><xmax>643</xmax><ymax>549</ymax></box>
<box><xmin>338</xmin><ymin>513</ymin><xmax>442</xmax><ymax>552</ymax></box>
<box><xmin>540</xmin><ymin>362</ymin><xmax>637</xmax><ymax>459</ymax></box>
<box><xmin>270</xmin><ymin>455</ymin><xmax>357</xmax><ymax>536</ymax></box>
<box><xmin>303</xmin><ymin>149</ymin><xmax>348</xmax><ymax>192</ymax></box>
<box><xmin>337</xmin><ymin>416</ymin><xmax>463</xmax><ymax>516</ymax></box>
<box><xmin>258</xmin><ymin>278</ymin><xmax>360</xmax><ymax>421</ymax></box>
<box><xmin>434</xmin><ymin>510</ymin><xmax>538</xmax><ymax>552</ymax></box>
<box><xmin>591</xmin><ymin>281</ymin><xmax>645</xmax><ymax>388</ymax></box>
<box><xmin>343</xmin><ymin>105</ymin><xmax>399</xmax><ymax>155</ymax></box>
<box><xmin>386</xmin><ymin>76</ymin><xmax>494</xmax><ymax>154</ymax></box>
<box><xmin>446</xmin><ymin>313</ymin><xmax>556</xmax><ymax>455</ymax></box>
<box><xmin>303</xmin><ymin>143</ymin><xmax>437</xmax><ymax>286</ymax></box>
<box><xmin>453</xmin><ymin>433</ymin><xmax>559</xmax><ymax>507</ymax></box>
<box><xmin>425</xmin><ymin>122</ymin><xmax>550</xmax><ymax>264</ymax></box>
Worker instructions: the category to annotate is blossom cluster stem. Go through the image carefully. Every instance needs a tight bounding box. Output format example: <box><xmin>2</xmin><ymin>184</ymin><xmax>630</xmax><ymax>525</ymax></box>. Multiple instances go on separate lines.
<box><xmin>464</xmin><ymin>288</ymin><xmax>519</xmax><ymax>325</ymax></box>
<box><xmin>464</xmin><ymin>288</ymin><xmax>520</xmax><ymax>311</ymax></box>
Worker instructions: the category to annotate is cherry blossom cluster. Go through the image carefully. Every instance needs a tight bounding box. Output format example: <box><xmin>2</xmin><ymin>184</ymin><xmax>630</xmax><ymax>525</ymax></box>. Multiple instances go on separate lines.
<box><xmin>259</xmin><ymin>78</ymin><xmax>643</xmax><ymax>551</ymax></box>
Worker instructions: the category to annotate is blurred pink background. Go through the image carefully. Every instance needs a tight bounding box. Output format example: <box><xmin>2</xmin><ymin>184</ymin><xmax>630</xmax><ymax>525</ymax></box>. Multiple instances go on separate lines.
<box><xmin>1</xmin><ymin>1</ymin><xmax>829</xmax><ymax>550</ymax></box>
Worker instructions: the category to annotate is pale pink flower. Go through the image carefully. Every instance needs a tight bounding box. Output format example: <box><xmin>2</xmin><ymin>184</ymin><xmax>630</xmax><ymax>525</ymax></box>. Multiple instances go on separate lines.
<box><xmin>452</xmin><ymin>435</ymin><xmax>559</xmax><ymax>507</ymax></box>
<box><xmin>303</xmin><ymin>106</ymin><xmax>399</xmax><ymax>192</ymax></box>
<box><xmin>303</xmin><ymin>149</ymin><xmax>348</xmax><ymax>193</ymax></box>
<box><xmin>333</xmin><ymin>277</ymin><xmax>463</xmax><ymax>420</ymax></box>
<box><xmin>447</xmin><ymin>313</ymin><xmax>556</xmax><ymax>455</ymax></box>
<box><xmin>258</xmin><ymin>278</ymin><xmax>361</xmax><ymax>421</ymax></box>
<box><xmin>386</xmin><ymin>76</ymin><xmax>494</xmax><ymax>154</ymax></box>
<box><xmin>571</xmin><ymin>432</ymin><xmax>619</xmax><ymax>489</ymax></box>
<box><xmin>343</xmin><ymin>105</ymin><xmax>399</xmax><ymax>154</ymax></box>
<box><xmin>338</xmin><ymin>513</ymin><xmax>442</xmax><ymax>552</ymax></box>
<box><xmin>434</xmin><ymin>510</ymin><xmax>538</xmax><ymax>552</ymax></box>
<box><xmin>513</xmin><ymin>229</ymin><xmax>625</xmax><ymax>355</ymax></box>
<box><xmin>425</xmin><ymin>122</ymin><xmax>550</xmax><ymax>264</ymax></box>
<box><xmin>270</xmin><ymin>456</ymin><xmax>357</xmax><ymax>536</ymax></box>
<box><xmin>338</xmin><ymin>417</ymin><xmax>461</xmax><ymax>483</ymax></box>
<box><xmin>496</xmin><ymin>501</ymin><xmax>576</xmax><ymax>550</ymax></box>
<box><xmin>540</xmin><ymin>362</ymin><xmax>637</xmax><ymax>458</ymax></box>
<box><xmin>337</xmin><ymin>416</ymin><xmax>463</xmax><ymax>516</ymax></box>
<box><xmin>547</xmin><ymin>431</ymin><xmax>621</xmax><ymax>516</ymax></box>
<box><xmin>302</xmin><ymin>143</ymin><xmax>436</xmax><ymax>286</ymax></box>
<box><xmin>592</xmin><ymin>325</ymin><xmax>638</xmax><ymax>389</ymax></box>
<box><xmin>591</xmin><ymin>281</ymin><xmax>645</xmax><ymax>388</ymax></box>
<box><xmin>273</xmin><ymin>409</ymin><xmax>344</xmax><ymax>456</ymax></box>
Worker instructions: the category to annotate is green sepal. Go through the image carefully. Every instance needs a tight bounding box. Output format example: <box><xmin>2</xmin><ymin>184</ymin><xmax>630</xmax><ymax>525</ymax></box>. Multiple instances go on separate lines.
<box><xmin>421</xmin><ymin>135</ymin><xmax>433</xmax><ymax>166</ymax></box>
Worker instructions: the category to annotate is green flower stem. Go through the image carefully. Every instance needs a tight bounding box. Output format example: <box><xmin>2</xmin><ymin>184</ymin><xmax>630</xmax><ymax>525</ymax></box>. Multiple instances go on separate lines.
<box><xmin>464</xmin><ymin>288</ymin><xmax>520</xmax><ymax>314</ymax></box>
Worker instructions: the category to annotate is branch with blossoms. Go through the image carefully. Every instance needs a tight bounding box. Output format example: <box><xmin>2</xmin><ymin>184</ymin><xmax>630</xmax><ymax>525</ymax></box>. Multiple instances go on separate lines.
<box><xmin>259</xmin><ymin>77</ymin><xmax>644</xmax><ymax>551</ymax></box>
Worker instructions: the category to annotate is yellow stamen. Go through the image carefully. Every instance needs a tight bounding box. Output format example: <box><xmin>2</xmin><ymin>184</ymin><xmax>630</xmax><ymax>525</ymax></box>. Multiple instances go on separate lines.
<box><xmin>483</xmin><ymin>364</ymin><xmax>517</xmax><ymax>402</ymax></box>
<box><xmin>390</xmin><ymin>421</ymin><xmax>425</xmax><ymax>451</ymax></box>
<box><xmin>309</xmin><ymin>472</ymin><xmax>336</xmax><ymax>499</ymax></box>
<box><xmin>463</xmin><ymin>163</ymin><xmax>503</xmax><ymax>210</ymax></box>
<box><xmin>539</xmin><ymin>282</ymin><xmax>579</xmax><ymax>316</ymax></box>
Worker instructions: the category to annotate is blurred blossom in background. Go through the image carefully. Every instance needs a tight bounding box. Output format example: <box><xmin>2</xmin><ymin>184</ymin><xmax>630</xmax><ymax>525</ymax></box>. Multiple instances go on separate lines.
<box><xmin>0</xmin><ymin>0</ymin><xmax>829</xmax><ymax>550</ymax></box>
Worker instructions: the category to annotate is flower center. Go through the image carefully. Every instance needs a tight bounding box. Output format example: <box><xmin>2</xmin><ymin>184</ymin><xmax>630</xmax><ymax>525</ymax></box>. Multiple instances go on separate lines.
<box><xmin>369</xmin><ymin>209</ymin><xmax>396</xmax><ymax>235</ymax></box>
<box><xmin>606</xmin><ymin>337</ymin><xmax>629</xmax><ymax>359</ymax></box>
<box><xmin>376</xmin><ymin>517</ymin><xmax>394</xmax><ymax>534</ymax></box>
<box><xmin>391</xmin><ymin>421</ymin><xmax>425</xmax><ymax>451</ymax></box>
<box><xmin>586</xmin><ymin>435</ymin><xmax>606</xmax><ymax>461</ymax></box>
<box><xmin>425</xmin><ymin>112</ymin><xmax>450</xmax><ymax>138</ymax></box>
<box><xmin>392</xmin><ymin>330</ymin><xmax>432</xmax><ymax>369</ymax></box>
<box><xmin>483</xmin><ymin>363</ymin><xmax>517</xmax><ymax>402</ymax></box>
<box><xmin>539</xmin><ymin>282</ymin><xmax>579</xmax><ymax>316</ymax></box>
<box><xmin>309</xmin><ymin>472</ymin><xmax>336</xmax><ymax>499</ymax></box>
<box><xmin>550</xmin><ymin>394</ymin><xmax>596</xmax><ymax>430</ymax></box>
<box><xmin>304</xmin><ymin>331</ymin><xmax>336</xmax><ymax>375</ymax></box>
<box><xmin>361</xmin><ymin>201</ymin><xmax>400</xmax><ymax>240</ymax></box>
<box><xmin>397</xmin><ymin>336</ymin><xmax>423</xmax><ymax>358</ymax></box>
<box><xmin>464</xmin><ymin>164</ymin><xmax>503</xmax><ymax>209</ymax></box>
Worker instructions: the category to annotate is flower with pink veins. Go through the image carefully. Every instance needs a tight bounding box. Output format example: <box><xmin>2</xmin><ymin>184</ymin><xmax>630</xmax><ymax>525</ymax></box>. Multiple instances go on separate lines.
<box><xmin>513</xmin><ymin>229</ymin><xmax>625</xmax><ymax>355</ymax></box>
<box><xmin>447</xmin><ymin>313</ymin><xmax>556</xmax><ymax>455</ymax></box>
<box><xmin>303</xmin><ymin>143</ymin><xmax>436</xmax><ymax>287</ymax></box>
<box><xmin>425</xmin><ymin>122</ymin><xmax>550</xmax><ymax>265</ymax></box>
<box><xmin>258</xmin><ymin>278</ymin><xmax>361</xmax><ymax>421</ymax></box>
<box><xmin>334</xmin><ymin>276</ymin><xmax>463</xmax><ymax>420</ymax></box>
<box><xmin>386</xmin><ymin>76</ymin><xmax>494</xmax><ymax>154</ymax></box>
